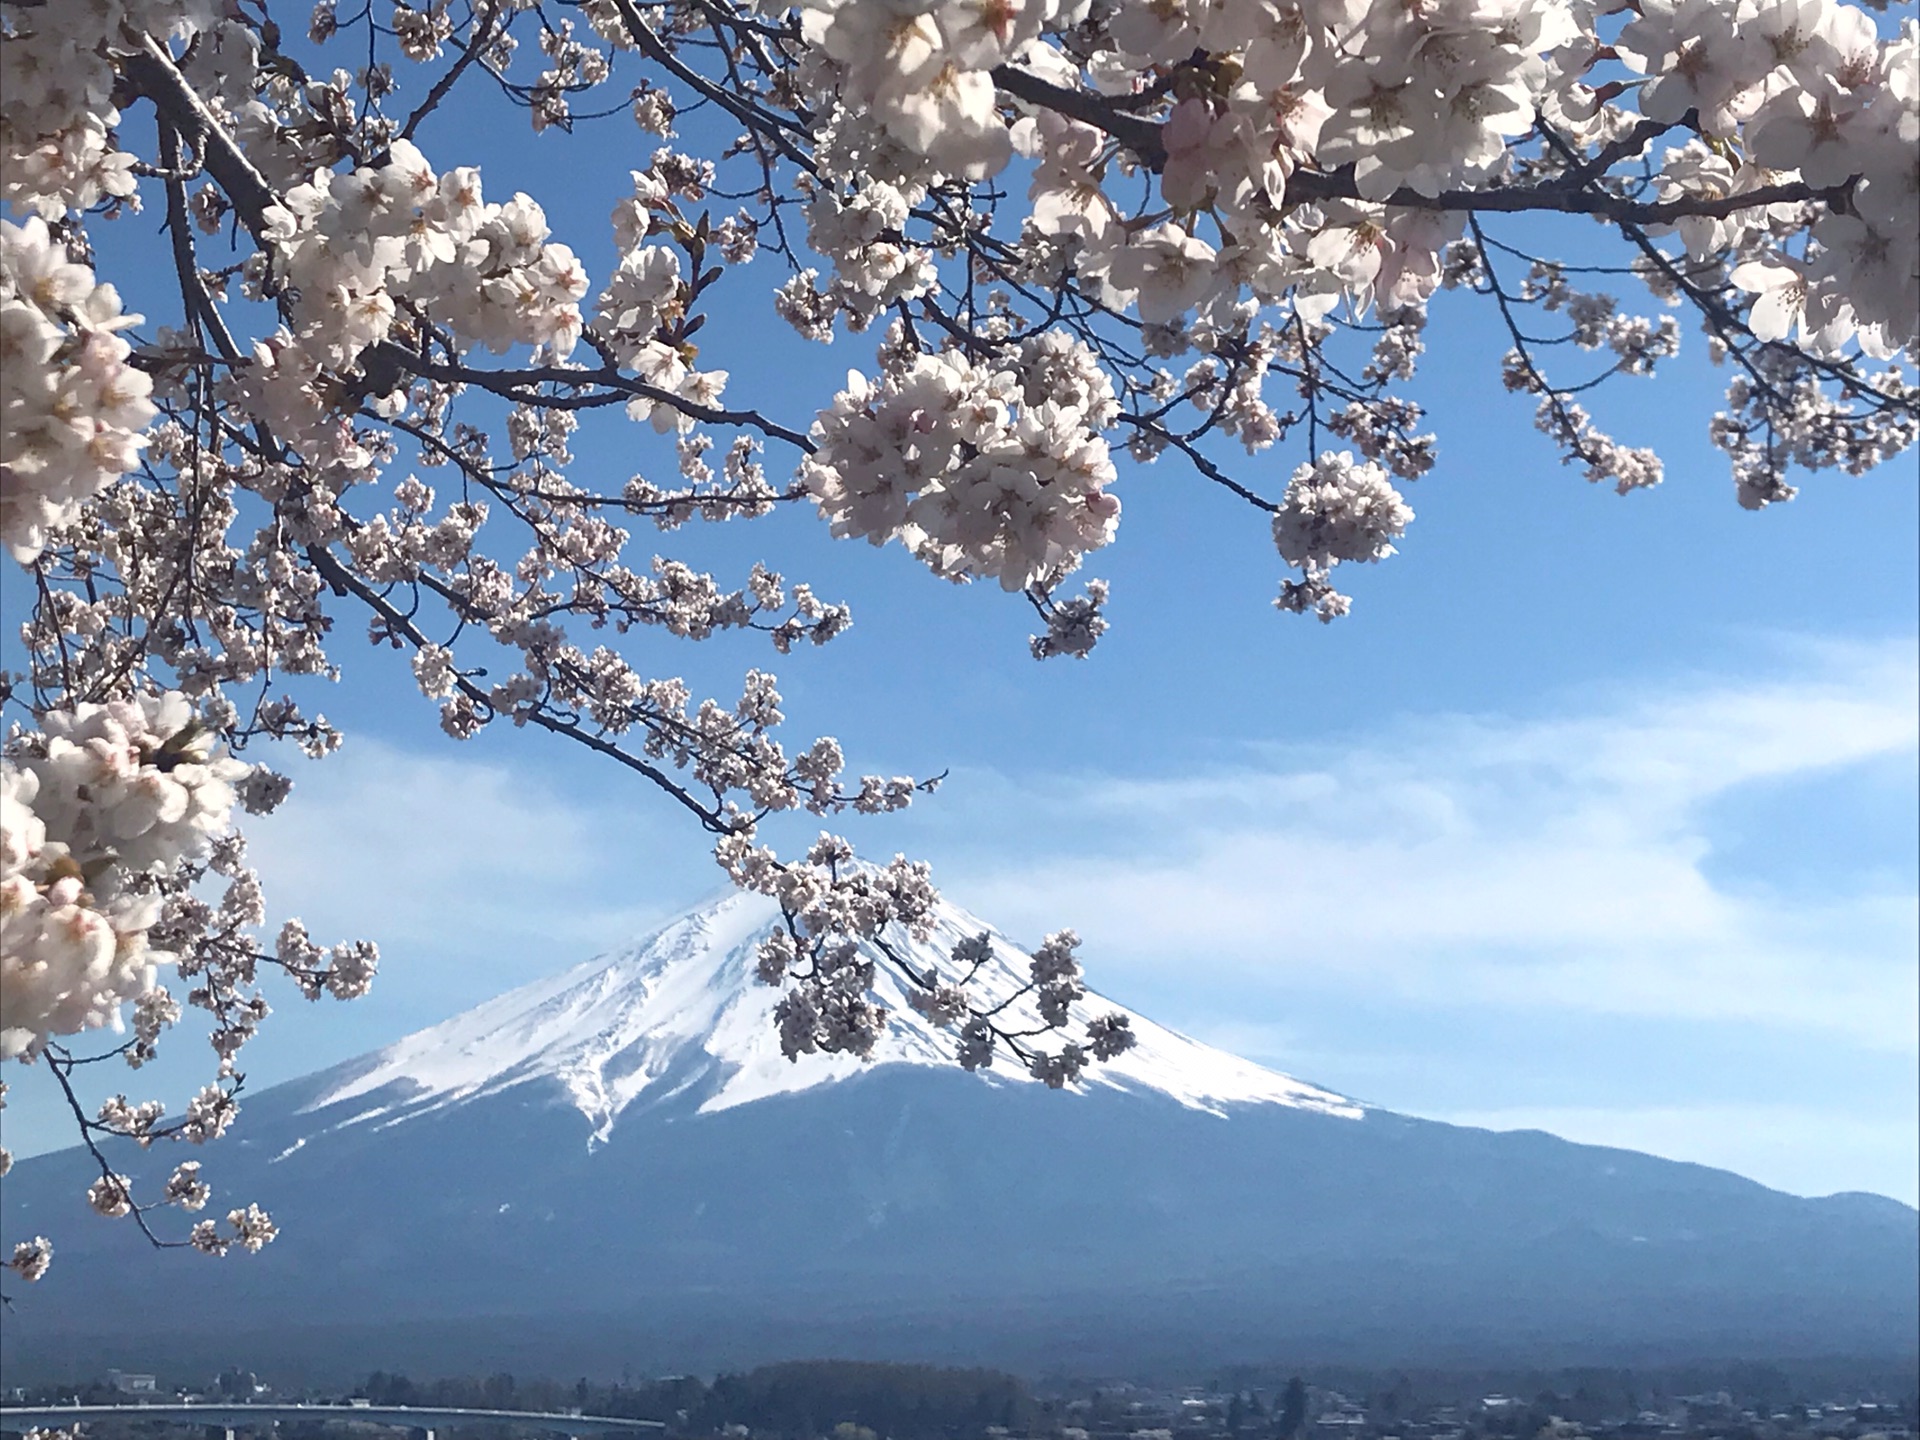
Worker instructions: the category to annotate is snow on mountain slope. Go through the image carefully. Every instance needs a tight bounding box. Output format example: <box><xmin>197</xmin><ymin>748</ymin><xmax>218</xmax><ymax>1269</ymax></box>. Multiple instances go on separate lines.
<box><xmin>307</xmin><ymin>888</ymin><xmax>1360</xmax><ymax>1145</ymax></box>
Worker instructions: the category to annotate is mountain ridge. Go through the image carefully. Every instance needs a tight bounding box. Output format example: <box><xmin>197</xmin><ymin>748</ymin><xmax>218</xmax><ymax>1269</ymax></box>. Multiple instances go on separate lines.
<box><xmin>3</xmin><ymin>884</ymin><xmax>1913</xmax><ymax>1377</ymax></box>
<box><xmin>290</xmin><ymin>887</ymin><xmax>1363</xmax><ymax>1148</ymax></box>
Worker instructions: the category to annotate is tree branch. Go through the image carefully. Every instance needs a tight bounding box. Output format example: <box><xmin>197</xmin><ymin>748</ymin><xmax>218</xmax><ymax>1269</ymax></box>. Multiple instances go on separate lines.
<box><xmin>988</xmin><ymin>66</ymin><xmax>1836</xmax><ymax>224</ymax></box>
<box><xmin>122</xmin><ymin>34</ymin><xmax>281</xmax><ymax>240</ymax></box>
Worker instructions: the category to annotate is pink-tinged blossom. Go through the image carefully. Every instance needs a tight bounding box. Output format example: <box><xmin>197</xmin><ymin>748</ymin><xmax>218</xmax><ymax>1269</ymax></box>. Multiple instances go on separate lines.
<box><xmin>1272</xmin><ymin>450</ymin><xmax>1413</xmax><ymax>570</ymax></box>
<box><xmin>1</xmin><ymin>218</ymin><xmax>156</xmax><ymax>562</ymax></box>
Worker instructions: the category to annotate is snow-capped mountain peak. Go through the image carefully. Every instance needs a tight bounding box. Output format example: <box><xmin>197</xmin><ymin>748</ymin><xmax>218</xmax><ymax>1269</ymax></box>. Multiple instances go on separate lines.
<box><xmin>306</xmin><ymin>888</ymin><xmax>1360</xmax><ymax>1145</ymax></box>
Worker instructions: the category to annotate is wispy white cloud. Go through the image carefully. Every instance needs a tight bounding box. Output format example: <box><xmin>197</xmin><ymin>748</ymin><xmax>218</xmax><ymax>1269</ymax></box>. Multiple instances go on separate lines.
<box><xmin>937</xmin><ymin>636</ymin><xmax>1919</xmax><ymax>1050</ymax></box>
<box><xmin>242</xmin><ymin>738</ymin><xmax>717</xmax><ymax>1000</ymax></box>
<box><xmin>100</xmin><ymin>636</ymin><xmax>1903</xmax><ymax>1206</ymax></box>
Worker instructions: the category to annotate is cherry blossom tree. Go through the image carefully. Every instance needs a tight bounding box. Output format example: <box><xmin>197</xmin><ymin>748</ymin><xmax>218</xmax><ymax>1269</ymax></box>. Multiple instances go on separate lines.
<box><xmin>1</xmin><ymin>0</ymin><xmax>1914</xmax><ymax>1285</ymax></box>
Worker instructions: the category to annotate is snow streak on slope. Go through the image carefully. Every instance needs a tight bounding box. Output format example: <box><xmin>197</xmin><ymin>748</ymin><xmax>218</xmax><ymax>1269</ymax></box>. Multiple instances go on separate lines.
<box><xmin>308</xmin><ymin>889</ymin><xmax>1361</xmax><ymax>1144</ymax></box>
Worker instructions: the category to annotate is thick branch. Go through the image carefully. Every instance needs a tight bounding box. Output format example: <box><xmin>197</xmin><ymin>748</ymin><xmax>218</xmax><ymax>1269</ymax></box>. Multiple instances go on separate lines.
<box><xmin>990</xmin><ymin>66</ymin><xmax>1836</xmax><ymax>224</ymax></box>
<box><xmin>991</xmin><ymin>64</ymin><xmax>1169</xmax><ymax>167</ymax></box>
<box><xmin>122</xmin><ymin>35</ymin><xmax>281</xmax><ymax>240</ymax></box>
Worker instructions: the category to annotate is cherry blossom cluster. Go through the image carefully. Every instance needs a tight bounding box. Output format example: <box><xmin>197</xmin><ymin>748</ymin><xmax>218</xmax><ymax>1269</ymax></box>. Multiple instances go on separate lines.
<box><xmin>1269</xmin><ymin>451</ymin><xmax>1414</xmax><ymax>621</ymax></box>
<box><xmin>1028</xmin><ymin>578</ymin><xmax>1111</xmax><ymax>660</ymax></box>
<box><xmin>793</xmin><ymin>0</ymin><xmax>1037</xmax><ymax>179</ymax></box>
<box><xmin>84</xmin><ymin>1165</ymin><xmax>274</xmax><ymax>1251</ymax></box>
<box><xmin>1</xmin><ymin>217</ymin><xmax>157</xmax><ymax>562</ymax></box>
<box><xmin>262</xmin><ymin>139</ymin><xmax>589</xmax><ymax>369</ymax></box>
<box><xmin>735</xmin><ymin>841</ymin><xmax>1137</xmax><ymax>1078</ymax></box>
<box><xmin>8</xmin><ymin>1234</ymin><xmax>54</xmax><ymax>1285</ymax></box>
<box><xmin>1</xmin><ymin>694</ymin><xmax>251</xmax><ymax>1061</ymax></box>
<box><xmin>1</xmin><ymin>689</ymin><xmax>356</xmax><ymax>1278</ymax></box>
<box><xmin>0</xmin><ymin>0</ymin><xmax>214</xmax><ymax>217</ymax></box>
<box><xmin>803</xmin><ymin>336</ymin><xmax>1121</xmax><ymax>591</ymax></box>
<box><xmin>786</xmin><ymin>0</ymin><xmax>1917</xmax><ymax>371</ymax></box>
<box><xmin>799</xmin><ymin>172</ymin><xmax>939</xmax><ymax>331</ymax></box>
<box><xmin>1627</xmin><ymin>5</ymin><xmax>1918</xmax><ymax>359</ymax></box>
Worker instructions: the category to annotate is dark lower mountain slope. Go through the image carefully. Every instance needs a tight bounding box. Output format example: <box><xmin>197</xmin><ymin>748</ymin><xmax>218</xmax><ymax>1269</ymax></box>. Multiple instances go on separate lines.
<box><xmin>4</xmin><ymin>1063</ymin><xmax>1914</xmax><ymax>1379</ymax></box>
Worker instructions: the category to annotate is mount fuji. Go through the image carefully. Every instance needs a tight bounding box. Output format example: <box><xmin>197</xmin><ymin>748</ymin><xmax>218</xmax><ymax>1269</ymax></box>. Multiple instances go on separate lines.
<box><xmin>3</xmin><ymin>888</ymin><xmax>1915</xmax><ymax>1378</ymax></box>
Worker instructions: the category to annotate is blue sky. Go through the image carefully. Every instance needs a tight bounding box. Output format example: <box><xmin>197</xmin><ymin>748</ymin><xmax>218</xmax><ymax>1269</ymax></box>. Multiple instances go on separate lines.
<box><xmin>4</xmin><ymin>72</ymin><xmax>1916</xmax><ymax>1207</ymax></box>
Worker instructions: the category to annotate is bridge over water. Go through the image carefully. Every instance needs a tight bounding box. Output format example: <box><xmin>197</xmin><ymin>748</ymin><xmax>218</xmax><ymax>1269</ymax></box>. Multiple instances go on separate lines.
<box><xmin>0</xmin><ymin>1405</ymin><xmax>668</xmax><ymax>1440</ymax></box>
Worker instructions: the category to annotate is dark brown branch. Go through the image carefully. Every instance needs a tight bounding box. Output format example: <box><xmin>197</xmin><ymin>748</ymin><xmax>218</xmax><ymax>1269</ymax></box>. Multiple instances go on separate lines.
<box><xmin>989</xmin><ymin>65</ymin><xmax>1838</xmax><ymax>224</ymax></box>
<box><xmin>991</xmin><ymin>64</ymin><xmax>1169</xmax><ymax>168</ymax></box>
<box><xmin>365</xmin><ymin>342</ymin><xmax>819</xmax><ymax>452</ymax></box>
<box><xmin>397</xmin><ymin>2</ymin><xmax>503</xmax><ymax>144</ymax></box>
<box><xmin>1115</xmin><ymin>414</ymin><xmax>1280</xmax><ymax>512</ymax></box>
<box><xmin>606</xmin><ymin>0</ymin><xmax>819</xmax><ymax>173</ymax></box>
<box><xmin>300</xmin><ymin>544</ymin><xmax>733</xmax><ymax>834</ymax></box>
<box><xmin>122</xmin><ymin>35</ymin><xmax>281</xmax><ymax>241</ymax></box>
